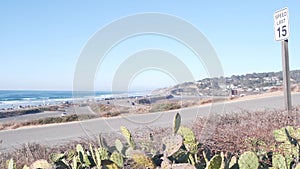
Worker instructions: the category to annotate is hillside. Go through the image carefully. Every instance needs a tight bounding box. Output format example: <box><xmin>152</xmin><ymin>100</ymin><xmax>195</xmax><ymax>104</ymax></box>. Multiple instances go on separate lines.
<box><xmin>152</xmin><ymin>70</ymin><xmax>300</xmax><ymax>97</ymax></box>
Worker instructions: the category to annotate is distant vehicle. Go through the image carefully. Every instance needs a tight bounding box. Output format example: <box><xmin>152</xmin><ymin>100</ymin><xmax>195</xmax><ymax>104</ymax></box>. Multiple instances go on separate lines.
<box><xmin>61</xmin><ymin>112</ymin><xmax>67</xmax><ymax>117</ymax></box>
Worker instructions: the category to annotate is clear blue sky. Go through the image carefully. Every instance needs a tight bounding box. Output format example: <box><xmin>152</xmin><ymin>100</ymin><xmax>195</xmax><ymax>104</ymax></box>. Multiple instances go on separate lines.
<box><xmin>0</xmin><ymin>1</ymin><xmax>299</xmax><ymax>91</ymax></box>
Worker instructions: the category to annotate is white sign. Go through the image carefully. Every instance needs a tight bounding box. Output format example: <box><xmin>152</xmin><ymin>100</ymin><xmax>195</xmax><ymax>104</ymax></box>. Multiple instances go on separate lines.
<box><xmin>274</xmin><ymin>7</ymin><xmax>290</xmax><ymax>41</ymax></box>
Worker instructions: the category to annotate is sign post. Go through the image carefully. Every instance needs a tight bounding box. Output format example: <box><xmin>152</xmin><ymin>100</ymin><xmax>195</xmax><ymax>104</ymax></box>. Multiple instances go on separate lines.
<box><xmin>274</xmin><ymin>7</ymin><xmax>292</xmax><ymax>112</ymax></box>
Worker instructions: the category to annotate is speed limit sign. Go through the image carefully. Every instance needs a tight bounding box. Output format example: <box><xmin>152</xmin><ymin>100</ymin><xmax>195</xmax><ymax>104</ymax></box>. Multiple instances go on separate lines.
<box><xmin>274</xmin><ymin>7</ymin><xmax>292</xmax><ymax>112</ymax></box>
<box><xmin>274</xmin><ymin>7</ymin><xmax>290</xmax><ymax>41</ymax></box>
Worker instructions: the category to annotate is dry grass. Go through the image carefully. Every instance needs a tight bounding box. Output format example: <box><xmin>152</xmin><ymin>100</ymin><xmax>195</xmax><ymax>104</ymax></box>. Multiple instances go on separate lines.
<box><xmin>0</xmin><ymin>142</ymin><xmax>84</xmax><ymax>168</ymax></box>
<box><xmin>192</xmin><ymin>107</ymin><xmax>300</xmax><ymax>155</ymax></box>
<box><xmin>1</xmin><ymin>105</ymin><xmax>300</xmax><ymax>168</ymax></box>
<box><xmin>149</xmin><ymin>102</ymin><xmax>181</xmax><ymax>112</ymax></box>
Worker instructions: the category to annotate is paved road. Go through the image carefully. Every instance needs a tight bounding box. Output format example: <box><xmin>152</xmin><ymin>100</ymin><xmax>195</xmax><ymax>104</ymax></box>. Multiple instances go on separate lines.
<box><xmin>1</xmin><ymin>93</ymin><xmax>300</xmax><ymax>151</ymax></box>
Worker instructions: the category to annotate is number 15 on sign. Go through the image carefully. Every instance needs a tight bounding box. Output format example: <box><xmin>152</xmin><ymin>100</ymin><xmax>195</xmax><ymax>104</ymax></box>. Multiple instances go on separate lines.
<box><xmin>274</xmin><ymin>7</ymin><xmax>290</xmax><ymax>41</ymax></box>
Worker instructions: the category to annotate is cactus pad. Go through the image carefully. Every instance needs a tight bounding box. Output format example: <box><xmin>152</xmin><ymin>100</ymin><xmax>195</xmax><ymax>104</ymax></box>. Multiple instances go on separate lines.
<box><xmin>162</xmin><ymin>135</ymin><xmax>183</xmax><ymax>157</ymax></box>
<box><xmin>49</xmin><ymin>153</ymin><xmax>65</xmax><ymax>163</ymax></box>
<box><xmin>178</xmin><ymin>126</ymin><xmax>196</xmax><ymax>143</ymax></box>
<box><xmin>238</xmin><ymin>151</ymin><xmax>259</xmax><ymax>169</ymax></box>
<box><xmin>115</xmin><ymin>139</ymin><xmax>124</xmax><ymax>154</ymax></box>
<box><xmin>98</xmin><ymin>147</ymin><xmax>109</xmax><ymax>160</ymax></box>
<box><xmin>207</xmin><ymin>155</ymin><xmax>222</xmax><ymax>169</ymax></box>
<box><xmin>76</xmin><ymin>144</ymin><xmax>84</xmax><ymax>152</ymax></box>
<box><xmin>30</xmin><ymin>159</ymin><xmax>53</xmax><ymax>169</ymax></box>
<box><xmin>173</xmin><ymin>113</ymin><xmax>181</xmax><ymax>135</ymax></box>
<box><xmin>178</xmin><ymin>126</ymin><xmax>198</xmax><ymax>153</ymax></box>
<box><xmin>272</xmin><ymin>154</ymin><xmax>287</xmax><ymax>169</ymax></box>
<box><xmin>6</xmin><ymin>159</ymin><xmax>16</xmax><ymax>169</ymax></box>
<box><xmin>131</xmin><ymin>151</ymin><xmax>155</xmax><ymax>169</ymax></box>
<box><xmin>120</xmin><ymin>126</ymin><xmax>136</xmax><ymax>149</ymax></box>
<box><xmin>229</xmin><ymin>156</ymin><xmax>237</xmax><ymax>168</ymax></box>
<box><xmin>22</xmin><ymin>165</ymin><xmax>29</xmax><ymax>169</ymax></box>
<box><xmin>273</xmin><ymin>126</ymin><xmax>296</xmax><ymax>143</ymax></box>
<box><xmin>110</xmin><ymin>151</ymin><xmax>124</xmax><ymax>168</ymax></box>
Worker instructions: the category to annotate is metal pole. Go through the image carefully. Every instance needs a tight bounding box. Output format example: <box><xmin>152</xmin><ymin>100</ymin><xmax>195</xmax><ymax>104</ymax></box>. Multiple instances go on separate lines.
<box><xmin>281</xmin><ymin>39</ymin><xmax>292</xmax><ymax>112</ymax></box>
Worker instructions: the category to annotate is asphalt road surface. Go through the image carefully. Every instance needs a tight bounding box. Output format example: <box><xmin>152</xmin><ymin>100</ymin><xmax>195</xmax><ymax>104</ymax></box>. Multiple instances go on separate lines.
<box><xmin>1</xmin><ymin>93</ymin><xmax>300</xmax><ymax>151</ymax></box>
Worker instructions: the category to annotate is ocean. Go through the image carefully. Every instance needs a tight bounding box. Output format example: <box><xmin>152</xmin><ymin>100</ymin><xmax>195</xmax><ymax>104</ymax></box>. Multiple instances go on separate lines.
<box><xmin>0</xmin><ymin>90</ymin><xmax>149</xmax><ymax>109</ymax></box>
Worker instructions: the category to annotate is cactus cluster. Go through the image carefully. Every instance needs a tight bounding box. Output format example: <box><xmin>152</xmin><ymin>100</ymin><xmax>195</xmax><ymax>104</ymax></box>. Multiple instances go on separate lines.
<box><xmin>45</xmin><ymin>142</ymin><xmax>124</xmax><ymax>169</ymax></box>
<box><xmin>7</xmin><ymin>113</ymin><xmax>300</xmax><ymax>169</ymax></box>
<box><xmin>238</xmin><ymin>151</ymin><xmax>259</xmax><ymax>169</ymax></box>
<box><xmin>271</xmin><ymin>126</ymin><xmax>300</xmax><ymax>169</ymax></box>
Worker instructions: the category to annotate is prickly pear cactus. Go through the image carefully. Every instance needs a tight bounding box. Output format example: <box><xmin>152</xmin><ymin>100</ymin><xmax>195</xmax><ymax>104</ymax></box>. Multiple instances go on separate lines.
<box><xmin>88</xmin><ymin>144</ymin><xmax>102</xmax><ymax>168</ymax></box>
<box><xmin>98</xmin><ymin>147</ymin><xmax>109</xmax><ymax>160</ymax></box>
<box><xmin>238</xmin><ymin>151</ymin><xmax>259</xmax><ymax>169</ymax></box>
<box><xmin>22</xmin><ymin>165</ymin><xmax>29</xmax><ymax>169</ymax></box>
<box><xmin>110</xmin><ymin>151</ymin><xmax>124</xmax><ymax>168</ymax></box>
<box><xmin>75</xmin><ymin>144</ymin><xmax>92</xmax><ymax>166</ymax></box>
<box><xmin>93</xmin><ymin>147</ymin><xmax>102</xmax><ymax>168</ymax></box>
<box><xmin>131</xmin><ymin>151</ymin><xmax>155</xmax><ymax>169</ymax></box>
<box><xmin>30</xmin><ymin>159</ymin><xmax>53</xmax><ymax>169</ymax></box>
<box><xmin>6</xmin><ymin>159</ymin><xmax>16</xmax><ymax>169</ymax></box>
<box><xmin>178</xmin><ymin>126</ymin><xmax>196</xmax><ymax>143</ymax></box>
<box><xmin>278</xmin><ymin>141</ymin><xmax>298</xmax><ymax>167</ymax></box>
<box><xmin>72</xmin><ymin>156</ymin><xmax>77</xmax><ymax>169</ymax></box>
<box><xmin>120</xmin><ymin>126</ymin><xmax>136</xmax><ymax>149</ymax></box>
<box><xmin>125</xmin><ymin>147</ymin><xmax>134</xmax><ymax>157</ymax></box>
<box><xmin>273</xmin><ymin>126</ymin><xmax>299</xmax><ymax>167</ymax></box>
<box><xmin>178</xmin><ymin>126</ymin><xmax>198</xmax><ymax>153</ymax></box>
<box><xmin>173</xmin><ymin>113</ymin><xmax>181</xmax><ymax>135</ymax></box>
<box><xmin>49</xmin><ymin>153</ymin><xmax>65</xmax><ymax>163</ymax></box>
<box><xmin>273</xmin><ymin>127</ymin><xmax>286</xmax><ymax>142</ymax></box>
<box><xmin>229</xmin><ymin>156</ymin><xmax>237</xmax><ymax>168</ymax></box>
<box><xmin>103</xmin><ymin>162</ymin><xmax>119</xmax><ymax>169</ymax></box>
<box><xmin>273</xmin><ymin>126</ymin><xmax>296</xmax><ymax>143</ymax></box>
<box><xmin>66</xmin><ymin>150</ymin><xmax>76</xmax><ymax>161</ymax></box>
<box><xmin>206</xmin><ymin>155</ymin><xmax>222</xmax><ymax>169</ymax></box>
<box><xmin>272</xmin><ymin>154</ymin><xmax>287</xmax><ymax>169</ymax></box>
<box><xmin>203</xmin><ymin>151</ymin><xmax>209</xmax><ymax>164</ymax></box>
<box><xmin>162</xmin><ymin>135</ymin><xmax>183</xmax><ymax>157</ymax></box>
<box><xmin>89</xmin><ymin>144</ymin><xmax>96</xmax><ymax>164</ymax></box>
<box><xmin>115</xmin><ymin>139</ymin><xmax>124</xmax><ymax>154</ymax></box>
<box><xmin>220</xmin><ymin>152</ymin><xmax>225</xmax><ymax>169</ymax></box>
<box><xmin>76</xmin><ymin>144</ymin><xmax>84</xmax><ymax>153</ymax></box>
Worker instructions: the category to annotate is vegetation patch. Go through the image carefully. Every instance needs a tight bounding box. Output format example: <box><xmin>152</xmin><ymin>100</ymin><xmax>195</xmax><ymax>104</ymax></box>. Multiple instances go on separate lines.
<box><xmin>1</xmin><ymin>107</ymin><xmax>300</xmax><ymax>168</ymax></box>
<box><xmin>149</xmin><ymin>102</ymin><xmax>181</xmax><ymax>112</ymax></box>
<box><xmin>0</xmin><ymin>114</ymin><xmax>97</xmax><ymax>130</ymax></box>
<box><xmin>0</xmin><ymin>106</ymin><xmax>62</xmax><ymax>119</ymax></box>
